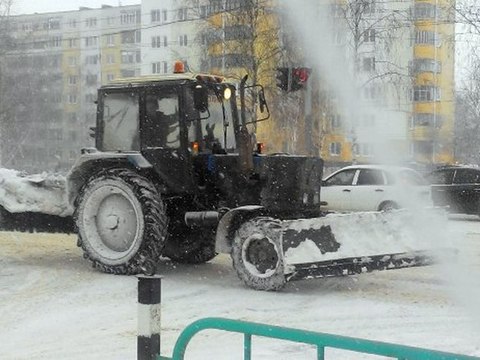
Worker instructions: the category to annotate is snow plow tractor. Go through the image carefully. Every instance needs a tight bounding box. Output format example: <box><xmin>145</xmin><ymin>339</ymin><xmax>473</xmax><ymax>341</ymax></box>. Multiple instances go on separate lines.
<box><xmin>0</xmin><ymin>66</ymin><xmax>446</xmax><ymax>290</ymax></box>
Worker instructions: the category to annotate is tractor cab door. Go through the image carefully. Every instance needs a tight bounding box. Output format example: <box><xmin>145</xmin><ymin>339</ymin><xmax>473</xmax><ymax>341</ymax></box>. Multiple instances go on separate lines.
<box><xmin>140</xmin><ymin>86</ymin><xmax>194</xmax><ymax>193</ymax></box>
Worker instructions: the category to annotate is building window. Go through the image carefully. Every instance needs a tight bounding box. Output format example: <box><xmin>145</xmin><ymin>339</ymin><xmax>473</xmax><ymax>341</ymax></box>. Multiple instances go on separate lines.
<box><xmin>178</xmin><ymin>7</ymin><xmax>188</xmax><ymax>20</ymax></box>
<box><xmin>86</xmin><ymin>55</ymin><xmax>98</xmax><ymax>65</ymax></box>
<box><xmin>68</xmin><ymin>94</ymin><xmax>77</xmax><ymax>104</ymax></box>
<box><xmin>121</xmin><ymin>51</ymin><xmax>139</xmax><ymax>64</ymax></box>
<box><xmin>151</xmin><ymin>9</ymin><xmax>161</xmax><ymax>22</ymax></box>
<box><xmin>68</xmin><ymin>76</ymin><xmax>77</xmax><ymax>85</ymax></box>
<box><xmin>415</xmin><ymin>31</ymin><xmax>441</xmax><ymax>47</ymax></box>
<box><xmin>409</xmin><ymin>58</ymin><xmax>441</xmax><ymax>74</ymax></box>
<box><xmin>224</xmin><ymin>25</ymin><xmax>253</xmax><ymax>41</ymax></box>
<box><xmin>68</xmin><ymin>38</ymin><xmax>77</xmax><ymax>48</ymax></box>
<box><xmin>152</xmin><ymin>36</ymin><xmax>167</xmax><ymax>48</ymax></box>
<box><xmin>121</xmin><ymin>30</ymin><xmax>136</xmax><ymax>44</ymax></box>
<box><xmin>107</xmin><ymin>16</ymin><xmax>115</xmax><ymax>25</ymax></box>
<box><xmin>50</xmin><ymin>36</ymin><xmax>62</xmax><ymax>47</ymax></box>
<box><xmin>413</xmin><ymin>3</ymin><xmax>439</xmax><ymax>20</ymax></box>
<box><xmin>412</xmin><ymin>86</ymin><xmax>441</xmax><ymax>102</ymax></box>
<box><xmin>106</xmin><ymin>34</ymin><xmax>115</xmax><ymax>46</ymax></box>
<box><xmin>329</xmin><ymin>142</ymin><xmax>342</xmax><ymax>156</ymax></box>
<box><xmin>179</xmin><ymin>34</ymin><xmax>188</xmax><ymax>46</ymax></box>
<box><xmin>152</xmin><ymin>62</ymin><xmax>161</xmax><ymax>74</ymax></box>
<box><xmin>152</xmin><ymin>62</ymin><xmax>168</xmax><ymax>74</ymax></box>
<box><xmin>69</xmin><ymin>19</ymin><xmax>77</xmax><ymax>28</ymax></box>
<box><xmin>120</xmin><ymin>11</ymin><xmax>139</xmax><ymax>24</ymax></box>
<box><xmin>44</xmin><ymin>18</ymin><xmax>60</xmax><ymax>30</ymax></box>
<box><xmin>86</xmin><ymin>17</ymin><xmax>97</xmax><ymax>27</ymax></box>
<box><xmin>107</xmin><ymin>74</ymin><xmax>115</xmax><ymax>82</ymax></box>
<box><xmin>364</xmin><ymin>29</ymin><xmax>375</xmax><ymax>43</ymax></box>
<box><xmin>163</xmin><ymin>10</ymin><xmax>168</xmax><ymax>22</ymax></box>
<box><xmin>330</xmin><ymin>114</ymin><xmax>342</xmax><ymax>129</ymax></box>
<box><xmin>85</xmin><ymin>36</ymin><xmax>98</xmax><ymax>47</ymax></box>
<box><xmin>362</xmin><ymin>57</ymin><xmax>375</xmax><ymax>71</ymax></box>
<box><xmin>411</xmin><ymin>113</ymin><xmax>443</xmax><ymax>128</ymax></box>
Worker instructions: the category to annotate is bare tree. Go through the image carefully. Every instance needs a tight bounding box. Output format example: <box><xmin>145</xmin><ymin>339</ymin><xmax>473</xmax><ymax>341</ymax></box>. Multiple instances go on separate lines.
<box><xmin>455</xmin><ymin>54</ymin><xmax>480</xmax><ymax>164</ymax></box>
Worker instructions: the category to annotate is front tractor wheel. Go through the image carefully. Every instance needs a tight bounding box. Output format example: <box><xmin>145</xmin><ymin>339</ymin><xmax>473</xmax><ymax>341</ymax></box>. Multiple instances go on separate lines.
<box><xmin>75</xmin><ymin>168</ymin><xmax>167</xmax><ymax>275</ymax></box>
<box><xmin>231</xmin><ymin>217</ymin><xmax>286</xmax><ymax>291</ymax></box>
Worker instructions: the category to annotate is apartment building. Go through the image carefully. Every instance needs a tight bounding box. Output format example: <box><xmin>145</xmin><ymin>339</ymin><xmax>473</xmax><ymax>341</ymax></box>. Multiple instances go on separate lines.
<box><xmin>319</xmin><ymin>0</ymin><xmax>455</xmax><ymax>167</ymax></box>
<box><xmin>0</xmin><ymin>0</ymin><xmax>456</xmax><ymax>172</ymax></box>
<box><xmin>141</xmin><ymin>0</ymin><xmax>203</xmax><ymax>75</ymax></box>
<box><xmin>0</xmin><ymin>5</ymin><xmax>141</xmax><ymax>172</ymax></box>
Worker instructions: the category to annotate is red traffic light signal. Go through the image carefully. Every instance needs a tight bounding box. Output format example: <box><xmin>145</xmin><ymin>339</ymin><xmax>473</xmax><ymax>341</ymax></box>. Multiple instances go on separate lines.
<box><xmin>290</xmin><ymin>67</ymin><xmax>311</xmax><ymax>91</ymax></box>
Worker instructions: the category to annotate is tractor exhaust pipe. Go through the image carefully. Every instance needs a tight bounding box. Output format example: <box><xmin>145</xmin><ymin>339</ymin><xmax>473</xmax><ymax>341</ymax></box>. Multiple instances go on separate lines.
<box><xmin>184</xmin><ymin>211</ymin><xmax>219</xmax><ymax>227</ymax></box>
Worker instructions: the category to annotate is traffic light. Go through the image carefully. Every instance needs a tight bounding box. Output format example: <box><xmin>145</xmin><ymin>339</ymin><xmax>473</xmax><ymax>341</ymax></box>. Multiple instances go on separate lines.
<box><xmin>276</xmin><ymin>67</ymin><xmax>289</xmax><ymax>91</ymax></box>
<box><xmin>276</xmin><ymin>67</ymin><xmax>311</xmax><ymax>92</ymax></box>
<box><xmin>290</xmin><ymin>67</ymin><xmax>311</xmax><ymax>91</ymax></box>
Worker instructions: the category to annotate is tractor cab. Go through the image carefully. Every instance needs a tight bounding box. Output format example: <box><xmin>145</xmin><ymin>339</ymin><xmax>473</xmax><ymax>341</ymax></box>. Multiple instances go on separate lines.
<box><xmin>93</xmin><ymin>63</ymin><xmax>268</xmax><ymax>195</ymax></box>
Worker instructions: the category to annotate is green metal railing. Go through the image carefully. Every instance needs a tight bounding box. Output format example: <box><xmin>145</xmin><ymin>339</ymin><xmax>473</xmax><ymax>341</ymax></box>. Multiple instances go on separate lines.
<box><xmin>159</xmin><ymin>317</ymin><xmax>479</xmax><ymax>360</ymax></box>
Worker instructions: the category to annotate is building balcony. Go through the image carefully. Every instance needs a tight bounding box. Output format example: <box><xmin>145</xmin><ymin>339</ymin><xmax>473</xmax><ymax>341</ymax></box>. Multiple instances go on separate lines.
<box><xmin>410</xmin><ymin>125</ymin><xmax>436</xmax><ymax>141</ymax></box>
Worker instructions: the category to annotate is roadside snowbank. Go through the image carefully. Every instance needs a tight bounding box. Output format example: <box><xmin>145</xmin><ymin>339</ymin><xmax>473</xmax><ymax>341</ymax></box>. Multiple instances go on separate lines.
<box><xmin>0</xmin><ymin>168</ymin><xmax>72</xmax><ymax>216</ymax></box>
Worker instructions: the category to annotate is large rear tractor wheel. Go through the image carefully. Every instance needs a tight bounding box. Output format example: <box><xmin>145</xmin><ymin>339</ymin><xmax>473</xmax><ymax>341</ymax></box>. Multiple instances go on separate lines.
<box><xmin>163</xmin><ymin>223</ymin><xmax>217</xmax><ymax>264</ymax></box>
<box><xmin>231</xmin><ymin>217</ymin><xmax>286</xmax><ymax>291</ymax></box>
<box><xmin>75</xmin><ymin>168</ymin><xmax>167</xmax><ymax>275</ymax></box>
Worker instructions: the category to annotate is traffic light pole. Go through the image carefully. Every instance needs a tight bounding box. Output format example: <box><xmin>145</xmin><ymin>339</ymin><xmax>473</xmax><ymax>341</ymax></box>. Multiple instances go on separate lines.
<box><xmin>304</xmin><ymin>70</ymin><xmax>313</xmax><ymax>155</ymax></box>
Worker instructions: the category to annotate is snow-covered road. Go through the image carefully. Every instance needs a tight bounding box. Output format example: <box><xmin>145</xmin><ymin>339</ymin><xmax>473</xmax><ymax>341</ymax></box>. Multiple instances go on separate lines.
<box><xmin>1</xmin><ymin>216</ymin><xmax>479</xmax><ymax>359</ymax></box>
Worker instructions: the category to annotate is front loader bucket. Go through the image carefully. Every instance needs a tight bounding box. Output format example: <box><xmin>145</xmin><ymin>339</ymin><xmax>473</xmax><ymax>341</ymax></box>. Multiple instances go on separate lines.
<box><xmin>281</xmin><ymin>209</ymin><xmax>449</xmax><ymax>281</ymax></box>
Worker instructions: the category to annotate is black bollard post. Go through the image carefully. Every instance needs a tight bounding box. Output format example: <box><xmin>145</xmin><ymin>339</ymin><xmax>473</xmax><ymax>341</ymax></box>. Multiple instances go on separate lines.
<box><xmin>137</xmin><ymin>275</ymin><xmax>162</xmax><ymax>360</ymax></box>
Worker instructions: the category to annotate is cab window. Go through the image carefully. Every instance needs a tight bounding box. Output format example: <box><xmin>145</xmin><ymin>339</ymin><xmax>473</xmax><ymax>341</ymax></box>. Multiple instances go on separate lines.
<box><xmin>101</xmin><ymin>91</ymin><xmax>140</xmax><ymax>151</ymax></box>
<box><xmin>143</xmin><ymin>92</ymin><xmax>180</xmax><ymax>149</ymax></box>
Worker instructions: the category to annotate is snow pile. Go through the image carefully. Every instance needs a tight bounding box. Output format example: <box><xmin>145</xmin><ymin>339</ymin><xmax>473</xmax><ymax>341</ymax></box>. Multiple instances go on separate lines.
<box><xmin>284</xmin><ymin>209</ymin><xmax>449</xmax><ymax>264</ymax></box>
<box><xmin>0</xmin><ymin>168</ymin><xmax>73</xmax><ymax>216</ymax></box>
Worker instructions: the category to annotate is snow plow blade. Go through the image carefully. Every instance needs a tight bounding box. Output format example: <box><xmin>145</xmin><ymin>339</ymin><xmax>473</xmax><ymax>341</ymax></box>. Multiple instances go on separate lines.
<box><xmin>230</xmin><ymin>209</ymin><xmax>449</xmax><ymax>290</ymax></box>
<box><xmin>282</xmin><ymin>209</ymin><xmax>448</xmax><ymax>281</ymax></box>
<box><xmin>0</xmin><ymin>169</ymin><xmax>74</xmax><ymax>233</ymax></box>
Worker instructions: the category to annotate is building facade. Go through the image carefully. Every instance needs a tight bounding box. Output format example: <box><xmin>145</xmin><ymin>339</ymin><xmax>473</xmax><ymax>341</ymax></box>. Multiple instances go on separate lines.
<box><xmin>1</xmin><ymin>5</ymin><xmax>141</xmax><ymax>172</ymax></box>
<box><xmin>0</xmin><ymin>0</ymin><xmax>456</xmax><ymax>173</ymax></box>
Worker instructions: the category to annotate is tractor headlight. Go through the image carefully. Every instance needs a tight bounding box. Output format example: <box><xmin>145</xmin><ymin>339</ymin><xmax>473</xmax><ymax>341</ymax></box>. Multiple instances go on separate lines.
<box><xmin>224</xmin><ymin>87</ymin><xmax>231</xmax><ymax>100</ymax></box>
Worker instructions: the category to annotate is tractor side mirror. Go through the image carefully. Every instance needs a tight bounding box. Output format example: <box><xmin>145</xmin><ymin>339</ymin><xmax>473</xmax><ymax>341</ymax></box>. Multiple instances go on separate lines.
<box><xmin>194</xmin><ymin>85</ymin><xmax>208</xmax><ymax>112</ymax></box>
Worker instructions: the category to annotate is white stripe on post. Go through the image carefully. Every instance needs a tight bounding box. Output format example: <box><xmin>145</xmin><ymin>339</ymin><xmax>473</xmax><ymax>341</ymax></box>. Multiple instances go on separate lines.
<box><xmin>137</xmin><ymin>275</ymin><xmax>162</xmax><ymax>360</ymax></box>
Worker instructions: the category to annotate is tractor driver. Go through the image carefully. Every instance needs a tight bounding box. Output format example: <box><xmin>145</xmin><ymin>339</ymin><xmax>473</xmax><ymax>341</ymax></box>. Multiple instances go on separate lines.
<box><xmin>144</xmin><ymin>94</ymin><xmax>180</xmax><ymax>149</ymax></box>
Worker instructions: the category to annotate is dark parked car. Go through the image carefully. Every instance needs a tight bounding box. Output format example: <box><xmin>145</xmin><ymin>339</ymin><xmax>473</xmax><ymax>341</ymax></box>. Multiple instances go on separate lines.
<box><xmin>427</xmin><ymin>166</ymin><xmax>480</xmax><ymax>215</ymax></box>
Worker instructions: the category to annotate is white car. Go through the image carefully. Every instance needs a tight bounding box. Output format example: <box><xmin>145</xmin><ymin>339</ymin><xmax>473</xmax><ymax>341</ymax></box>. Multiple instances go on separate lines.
<box><xmin>320</xmin><ymin>165</ymin><xmax>432</xmax><ymax>212</ymax></box>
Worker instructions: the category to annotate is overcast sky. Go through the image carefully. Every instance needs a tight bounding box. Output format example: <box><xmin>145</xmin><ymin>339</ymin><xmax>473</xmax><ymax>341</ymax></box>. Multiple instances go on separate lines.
<box><xmin>12</xmin><ymin>0</ymin><xmax>140</xmax><ymax>15</ymax></box>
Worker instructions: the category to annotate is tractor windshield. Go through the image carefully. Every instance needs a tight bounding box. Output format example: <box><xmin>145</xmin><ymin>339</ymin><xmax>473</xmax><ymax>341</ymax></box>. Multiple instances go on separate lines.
<box><xmin>187</xmin><ymin>84</ymin><xmax>236</xmax><ymax>153</ymax></box>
